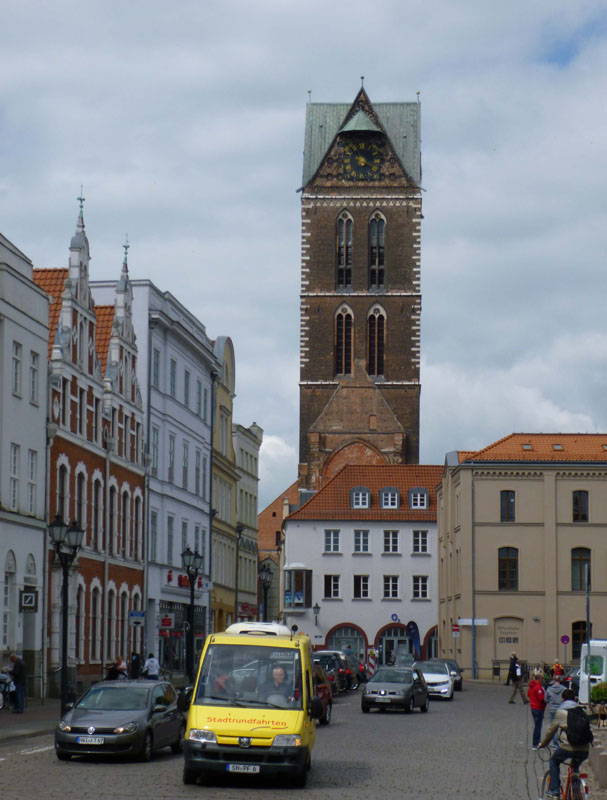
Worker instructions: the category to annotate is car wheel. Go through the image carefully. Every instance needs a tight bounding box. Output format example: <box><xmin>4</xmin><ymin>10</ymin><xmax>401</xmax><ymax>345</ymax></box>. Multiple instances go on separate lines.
<box><xmin>293</xmin><ymin>758</ymin><xmax>308</xmax><ymax>788</ymax></box>
<box><xmin>421</xmin><ymin>694</ymin><xmax>429</xmax><ymax>713</ymax></box>
<box><xmin>361</xmin><ymin>703</ymin><xmax>370</xmax><ymax>713</ymax></box>
<box><xmin>56</xmin><ymin>750</ymin><xmax>72</xmax><ymax>761</ymax></box>
<box><xmin>0</xmin><ymin>693</ymin><xmax>4</xmax><ymax>711</ymax></box>
<box><xmin>139</xmin><ymin>730</ymin><xmax>153</xmax><ymax>762</ymax></box>
<box><xmin>350</xmin><ymin>679</ymin><xmax>359</xmax><ymax>691</ymax></box>
<box><xmin>405</xmin><ymin>695</ymin><xmax>414</xmax><ymax>713</ymax></box>
<box><xmin>171</xmin><ymin>721</ymin><xmax>186</xmax><ymax>753</ymax></box>
<box><xmin>319</xmin><ymin>701</ymin><xmax>332</xmax><ymax>725</ymax></box>
<box><xmin>183</xmin><ymin>764</ymin><xmax>198</xmax><ymax>785</ymax></box>
<box><xmin>447</xmin><ymin>688</ymin><xmax>454</xmax><ymax>701</ymax></box>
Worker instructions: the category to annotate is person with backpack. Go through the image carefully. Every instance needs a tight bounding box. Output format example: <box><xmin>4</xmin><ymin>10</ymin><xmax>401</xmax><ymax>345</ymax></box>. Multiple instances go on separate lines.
<box><xmin>508</xmin><ymin>656</ymin><xmax>528</xmax><ymax>704</ymax></box>
<box><xmin>539</xmin><ymin>688</ymin><xmax>593</xmax><ymax>798</ymax></box>
<box><xmin>545</xmin><ymin>674</ymin><xmax>566</xmax><ymax>743</ymax></box>
<box><xmin>528</xmin><ymin>670</ymin><xmax>547</xmax><ymax>749</ymax></box>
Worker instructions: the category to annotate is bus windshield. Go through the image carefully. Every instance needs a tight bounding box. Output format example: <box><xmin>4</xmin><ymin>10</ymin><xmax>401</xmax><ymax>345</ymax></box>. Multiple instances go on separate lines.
<box><xmin>194</xmin><ymin>643</ymin><xmax>303</xmax><ymax>710</ymax></box>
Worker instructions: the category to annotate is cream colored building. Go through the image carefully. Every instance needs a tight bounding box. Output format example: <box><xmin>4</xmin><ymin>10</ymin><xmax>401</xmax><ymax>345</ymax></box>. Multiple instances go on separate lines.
<box><xmin>437</xmin><ymin>433</ymin><xmax>607</xmax><ymax>679</ymax></box>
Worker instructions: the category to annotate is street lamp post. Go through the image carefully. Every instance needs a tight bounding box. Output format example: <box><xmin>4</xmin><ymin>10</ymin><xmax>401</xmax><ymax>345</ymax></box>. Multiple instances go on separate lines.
<box><xmin>313</xmin><ymin>603</ymin><xmax>320</xmax><ymax>626</ymax></box>
<box><xmin>49</xmin><ymin>515</ymin><xmax>84</xmax><ymax>716</ymax></box>
<box><xmin>181</xmin><ymin>547</ymin><xmax>204</xmax><ymax>684</ymax></box>
<box><xmin>258</xmin><ymin>563</ymin><xmax>273</xmax><ymax>622</ymax></box>
<box><xmin>234</xmin><ymin>524</ymin><xmax>244</xmax><ymax>623</ymax></box>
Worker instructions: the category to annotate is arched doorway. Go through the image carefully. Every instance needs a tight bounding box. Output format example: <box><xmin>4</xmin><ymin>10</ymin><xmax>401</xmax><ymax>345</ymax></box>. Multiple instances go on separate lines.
<box><xmin>375</xmin><ymin>624</ymin><xmax>409</xmax><ymax>666</ymax></box>
<box><xmin>326</xmin><ymin>625</ymin><xmax>367</xmax><ymax>661</ymax></box>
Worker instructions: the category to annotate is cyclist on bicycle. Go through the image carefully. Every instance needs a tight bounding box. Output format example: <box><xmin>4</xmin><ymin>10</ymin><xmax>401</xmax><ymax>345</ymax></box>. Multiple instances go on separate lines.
<box><xmin>539</xmin><ymin>688</ymin><xmax>591</xmax><ymax>798</ymax></box>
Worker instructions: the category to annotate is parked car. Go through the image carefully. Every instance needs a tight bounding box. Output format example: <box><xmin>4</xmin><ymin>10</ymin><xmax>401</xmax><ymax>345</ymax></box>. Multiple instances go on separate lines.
<box><xmin>428</xmin><ymin>658</ymin><xmax>463</xmax><ymax>691</ymax></box>
<box><xmin>414</xmin><ymin>661</ymin><xmax>455</xmax><ymax>700</ymax></box>
<box><xmin>361</xmin><ymin>667</ymin><xmax>429</xmax><ymax>713</ymax></box>
<box><xmin>393</xmin><ymin>652</ymin><xmax>416</xmax><ymax>668</ymax></box>
<box><xmin>313</xmin><ymin>663</ymin><xmax>333</xmax><ymax>725</ymax></box>
<box><xmin>314</xmin><ymin>651</ymin><xmax>351</xmax><ymax>692</ymax></box>
<box><xmin>55</xmin><ymin>680</ymin><xmax>185</xmax><ymax>761</ymax></box>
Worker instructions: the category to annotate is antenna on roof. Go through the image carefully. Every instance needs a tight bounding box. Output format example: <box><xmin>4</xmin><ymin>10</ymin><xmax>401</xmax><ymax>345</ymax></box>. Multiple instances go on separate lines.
<box><xmin>307</xmin><ymin>89</ymin><xmax>311</xmax><ymax>103</ymax></box>
<box><xmin>416</xmin><ymin>91</ymin><xmax>421</xmax><ymax>104</ymax></box>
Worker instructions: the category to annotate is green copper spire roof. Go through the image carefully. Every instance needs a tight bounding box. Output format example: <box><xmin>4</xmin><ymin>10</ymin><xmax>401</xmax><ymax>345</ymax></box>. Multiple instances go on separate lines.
<box><xmin>339</xmin><ymin>108</ymin><xmax>382</xmax><ymax>134</ymax></box>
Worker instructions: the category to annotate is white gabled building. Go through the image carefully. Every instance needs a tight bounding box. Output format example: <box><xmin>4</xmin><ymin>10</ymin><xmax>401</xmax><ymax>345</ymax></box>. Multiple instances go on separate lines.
<box><xmin>91</xmin><ymin>279</ymin><xmax>218</xmax><ymax>672</ymax></box>
<box><xmin>283</xmin><ymin>465</ymin><xmax>443</xmax><ymax>665</ymax></box>
<box><xmin>0</xmin><ymin>233</ymin><xmax>49</xmax><ymax>688</ymax></box>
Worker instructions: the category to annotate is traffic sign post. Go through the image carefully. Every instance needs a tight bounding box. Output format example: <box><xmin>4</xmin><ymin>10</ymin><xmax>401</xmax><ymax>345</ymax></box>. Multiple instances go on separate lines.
<box><xmin>452</xmin><ymin>623</ymin><xmax>460</xmax><ymax>638</ymax></box>
<box><xmin>561</xmin><ymin>634</ymin><xmax>570</xmax><ymax>667</ymax></box>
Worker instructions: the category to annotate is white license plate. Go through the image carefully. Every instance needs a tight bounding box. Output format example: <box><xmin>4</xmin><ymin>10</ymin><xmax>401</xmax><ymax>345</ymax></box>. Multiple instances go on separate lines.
<box><xmin>227</xmin><ymin>764</ymin><xmax>260</xmax><ymax>774</ymax></box>
<box><xmin>375</xmin><ymin>697</ymin><xmax>391</xmax><ymax>702</ymax></box>
<box><xmin>76</xmin><ymin>736</ymin><xmax>104</xmax><ymax>745</ymax></box>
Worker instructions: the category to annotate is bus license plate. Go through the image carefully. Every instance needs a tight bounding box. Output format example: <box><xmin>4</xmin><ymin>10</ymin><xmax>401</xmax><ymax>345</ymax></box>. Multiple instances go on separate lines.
<box><xmin>227</xmin><ymin>764</ymin><xmax>260</xmax><ymax>774</ymax></box>
<box><xmin>77</xmin><ymin>736</ymin><xmax>104</xmax><ymax>745</ymax></box>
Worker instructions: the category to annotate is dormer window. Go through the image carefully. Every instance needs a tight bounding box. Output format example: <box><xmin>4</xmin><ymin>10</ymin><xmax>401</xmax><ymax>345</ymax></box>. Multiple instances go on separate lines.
<box><xmin>409</xmin><ymin>489</ymin><xmax>428</xmax><ymax>510</ymax></box>
<box><xmin>380</xmin><ymin>488</ymin><xmax>400</xmax><ymax>509</ymax></box>
<box><xmin>351</xmin><ymin>487</ymin><xmax>370</xmax><ymax>509</ymax></box>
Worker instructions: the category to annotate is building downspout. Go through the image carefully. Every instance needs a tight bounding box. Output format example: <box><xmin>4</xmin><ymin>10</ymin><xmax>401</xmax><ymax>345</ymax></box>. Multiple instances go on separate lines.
<box><xmin>471</xmin><ymin>465</ymin><xmax>477</xmax><ymax>679</ymax></box>
<box><xmin>143</xmin><ymin>319</ymin><xmax>154</xmax><ymax>655</ymax></box>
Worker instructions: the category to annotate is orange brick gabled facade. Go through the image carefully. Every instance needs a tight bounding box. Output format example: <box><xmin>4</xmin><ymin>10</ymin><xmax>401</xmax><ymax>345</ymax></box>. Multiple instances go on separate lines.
<box><xmin>298</xmin><ymin>88</ymin><xmax>422</xmax><ymax>493</ymax></box>
<box><xmin>34</xmin><ymin>210</ymin><xmax>145</xmax><ymax>690</ymax></box>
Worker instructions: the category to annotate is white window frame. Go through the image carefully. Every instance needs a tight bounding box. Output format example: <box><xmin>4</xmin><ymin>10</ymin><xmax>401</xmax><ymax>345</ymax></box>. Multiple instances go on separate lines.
<box><xmin>354</xmin><ymin>529</ymin><xmax>370</xmax><ymax>553</ymax></box>
<box><xmin>383</xmin><ymin>575</ymin><xmax>399</xmax><ymax>599</ymax></box>
<box><xmin>352</xmin><ymin>490</ymin><xmax>370</xmax><ymax>509</ymax></box>
<box><xmin>413</xmin><ymin>575</ymin><xmax>429</xmax><ymax>599</ymax></box>
<box><xmin>413</xmin><ymin>530</ymin><xmax>428</xmax><ymax>553</ymax></box>
<box><xmin>12</xmin><ymin>341</ymin><xmax>22</xmax><ymax>396</ymax></box>
<box><xmin>383</xmin><ymin>530</ymin><xmax>399</xmax><ymax>553</ymax></box>
<box><xmin>410</xmin><ymin>491</ymin><xmax>428</xmax><ymax>510</ymax></box>
<box><xmin>324</xmin><ymin>574</ymin><xmax>340</xmax><ymax>599</ymax></box>
<box><xmin>324</xmin><ymin>529</ymin><xmax>340</xmax><ymax>553</ymax></box>
<box><xmin>29</xmin><ymin>351</ymin><xmax>39</xmax><ymax>404</ymax></box>
<box><xmin>353</xmin><ymin>574</ymin><xmax>369</xmax><ymax>599</ymax></box>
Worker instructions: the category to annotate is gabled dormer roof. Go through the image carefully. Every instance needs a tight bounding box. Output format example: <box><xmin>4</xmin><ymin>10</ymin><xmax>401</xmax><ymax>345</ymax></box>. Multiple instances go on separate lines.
<box><xmin>302</xmin><ymin>87</ymin><xmax>421</xmax><ymax>187</ymax></box>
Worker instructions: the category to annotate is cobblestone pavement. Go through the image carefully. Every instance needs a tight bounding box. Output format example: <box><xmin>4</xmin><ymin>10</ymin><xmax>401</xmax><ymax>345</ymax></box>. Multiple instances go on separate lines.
<box><xmin>0</xmin><ymin>682</ymin><xmax>605</xmax><ymax>799</ymax></box>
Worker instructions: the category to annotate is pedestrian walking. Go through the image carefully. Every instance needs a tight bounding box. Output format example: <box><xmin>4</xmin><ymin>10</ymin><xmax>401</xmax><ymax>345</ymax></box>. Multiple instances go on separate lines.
<box><xmin>505</xmin><ymin>651</ymin><xmax>517</xmax><ymax>686</ymax></box>
<box><xmin>528</xmin><ymin>670</ymin><xmax>546</xmax><ymax>748</ymax></box>
<box><xmin>8</xmin><ymin>653</ymin><xmax>26</xmax><ymax>713</ymax></box>
<box><xmin>143</xmin><ymin>653</ymin><xmax>160</xmax><ymax>680</ymax></box>
<box><xmin>508</xmin><ymin>656</ymin><xmax>528</xmax><ymax>704</ymax></box>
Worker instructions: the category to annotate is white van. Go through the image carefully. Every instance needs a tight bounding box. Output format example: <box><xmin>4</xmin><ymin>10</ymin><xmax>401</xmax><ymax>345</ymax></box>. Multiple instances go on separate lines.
<box><xmin>579</xmin><ymin>639</ymin><xmax>607</xmax><ymax>704</ymax></box>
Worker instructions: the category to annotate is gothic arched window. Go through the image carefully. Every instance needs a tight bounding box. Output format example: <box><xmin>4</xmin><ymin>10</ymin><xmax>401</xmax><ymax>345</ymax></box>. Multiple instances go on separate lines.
<box><xmin>336</xmin><ymin>213</ymin><xmax>353</xmax><ymax>288</ymax></box>
<box><xmin>369</xmin><ymin>212</ymin><xmax>385</xmax><ymax>287</ymax></box>
<box><xmin>367</xmin><ymin>307</ymin><xmax>385</xmax><ymax>376</ymax></box>
<box><xmin>335</xmin><ymin>307</ymin><xmax>353</xmax><ymax>375</ymax></box>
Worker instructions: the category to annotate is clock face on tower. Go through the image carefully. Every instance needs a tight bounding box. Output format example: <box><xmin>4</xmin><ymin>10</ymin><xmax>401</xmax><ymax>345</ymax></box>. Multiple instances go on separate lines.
<box><xmin>343</xmin><ymin>140</ymin><xmax>383</xmax><ymax>180</ymax></box>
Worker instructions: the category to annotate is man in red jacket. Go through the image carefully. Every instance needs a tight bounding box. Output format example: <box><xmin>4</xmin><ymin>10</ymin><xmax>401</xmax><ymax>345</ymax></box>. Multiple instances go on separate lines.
<box><xmin>528</xmin><ymin>670</ymin><xmax>546</xmax><ymax>749</ymax></box>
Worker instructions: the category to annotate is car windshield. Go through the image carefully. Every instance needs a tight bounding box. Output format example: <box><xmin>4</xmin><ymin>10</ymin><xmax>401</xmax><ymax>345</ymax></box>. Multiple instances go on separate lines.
<box><xmin>195</xmin><ymin>643</ymin><xmax>303</xmax><ymax>710</ymax></box>
<box><xmin>419</xmin><ymin>662</ymin><xmax>448</xmax><ymax>675</ymax></box>
<box><xmin>371</xmin><ymin>668</ymin><xmax>413</xmax><ymax>684</ymax></box>
<box><xmin>76</xmin><ymin>686</ymin><xmax>149</xmax><ymax>711</ymax></box>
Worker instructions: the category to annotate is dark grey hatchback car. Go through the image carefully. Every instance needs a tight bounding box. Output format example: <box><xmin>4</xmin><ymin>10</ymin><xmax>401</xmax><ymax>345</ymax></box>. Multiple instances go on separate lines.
<box><xmin>361</xmin><ymin>667</ymin><xmax>429</xmax><ymax>713</ymax></box>
<box><xmin>55</xmin><ymin>680</ymin><xmax>185</xmax><ymax>761</ymax></box>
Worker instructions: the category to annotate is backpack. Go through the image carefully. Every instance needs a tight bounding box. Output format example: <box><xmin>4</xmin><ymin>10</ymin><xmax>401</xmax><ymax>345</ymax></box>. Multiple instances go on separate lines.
<box><xmin>566</xmin><ymin>706</ymin><xmax>594</xmax><ymax>746</ymax></box>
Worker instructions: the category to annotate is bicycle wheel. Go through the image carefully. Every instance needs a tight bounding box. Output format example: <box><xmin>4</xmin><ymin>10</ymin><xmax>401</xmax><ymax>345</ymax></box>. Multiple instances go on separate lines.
<box><xmin>567</xmin><ymin>774</ymin><xmax>583</xmax><ymax>800</ymax></box>
<box><xmin>541</xmin><ymin>770</ymin><xmax>556</xmax><ymax>800</ymax></box>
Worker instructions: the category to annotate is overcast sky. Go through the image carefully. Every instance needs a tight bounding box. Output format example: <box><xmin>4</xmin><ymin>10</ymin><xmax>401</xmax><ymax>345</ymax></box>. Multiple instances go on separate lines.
<box><xmin>2</xmin><ymin>1</ymin><xmax>607</xmax><ymax>508</ymax></box>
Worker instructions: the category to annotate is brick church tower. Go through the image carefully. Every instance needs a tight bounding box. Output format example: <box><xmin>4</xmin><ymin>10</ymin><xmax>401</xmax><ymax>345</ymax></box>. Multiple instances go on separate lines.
<box><xmin>298</xmin><ymin>87</ymin><xmax>422</xmax><ymax>491</ymax></box>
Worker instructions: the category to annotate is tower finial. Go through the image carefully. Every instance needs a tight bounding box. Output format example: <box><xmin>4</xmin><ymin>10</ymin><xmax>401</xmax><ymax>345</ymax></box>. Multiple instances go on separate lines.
<box><xmin>77</xmin><ymin>186</ymin><xmax>85</xmax><ymax>218</ymax></box>
<box><xmin>123</xmin><ymin>234</ymin><xmax>130</xmax><ymax>264</ymax></box>
<box><xmin>361</xmin><ymin>75</ymin><xmax>365</xmax><ymax>87</ymax></box>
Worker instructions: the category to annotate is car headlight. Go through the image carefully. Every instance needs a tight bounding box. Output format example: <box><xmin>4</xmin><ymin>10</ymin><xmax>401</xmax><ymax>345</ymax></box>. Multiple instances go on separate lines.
<box><xmin>272</xmin><ymin>734</ymin><xmax>302</xmax><ymax>747</ymax></box>
<box><xmin>114</xmin><ymin>722</ymin><xmax>138</xmax><ymax>734</ymax></box>
<box><xmin>57</xmin><ymin>721</ymin><xmax>71</xmax><ymax>732</ymax></box>
<box><xmin>188</xmin><ymin>729</ymin><xmax>217</xmax><ymax>743</ymax></box>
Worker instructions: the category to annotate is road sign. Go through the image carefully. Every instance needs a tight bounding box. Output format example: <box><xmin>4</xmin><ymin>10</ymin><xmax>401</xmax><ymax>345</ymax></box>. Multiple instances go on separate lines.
<box><xmin>452</xmin><ymin>623</ymin><xmax>460</xmax><ymax>638</ymax></box>
<box><xmin>458</xmin><ymin>618</ymin><xmax>489</xmax><ymax>626</ymax></box>
<box><xmin>160</xmin><ymin>613</ymin><xmax>174</xmax><ymax>629</ymax></box>
<box><xmin>129</xmin><ymin>610</ymin><xmax>145</xmax><ymax>627</ymax></box>
<box><xmin>561</xmin><ymin>634</ymin><xmax>570</xmax><ymax>645</ymax></box>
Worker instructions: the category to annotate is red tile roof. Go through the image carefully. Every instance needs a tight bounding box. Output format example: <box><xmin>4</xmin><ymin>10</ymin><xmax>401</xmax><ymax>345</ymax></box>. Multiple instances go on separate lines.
<box><xmin>32</xmin><ymin>268</ymin><xmax>68</xmax><ymax>358</ymax></box>
<box><xmin>288</xmin><ymin>464</ymin><xmax>443</xmax><ymax>522</ymax></box>
<box><xmin>258</xmin><ymin>480</ymin><xmax>300</xmax><ymax>553</ymax></box>
<box><xmin>461</xmin><ymin>433</ymin><xmax>607</xmax><ymax>463</ymax></box>
<box><xmin>95</xmin><ymin>305</ymin><xmax>115</xmax><ymax>376</ymax></box>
